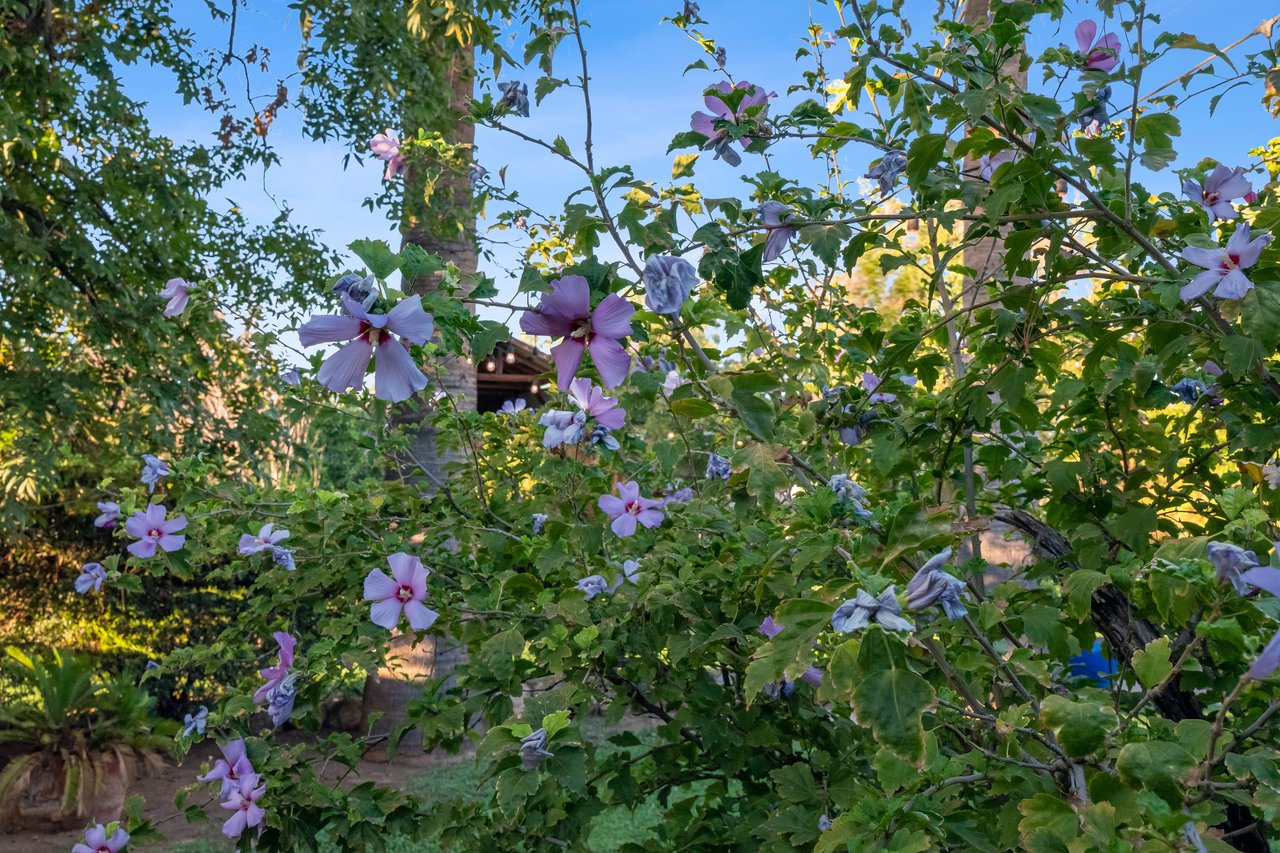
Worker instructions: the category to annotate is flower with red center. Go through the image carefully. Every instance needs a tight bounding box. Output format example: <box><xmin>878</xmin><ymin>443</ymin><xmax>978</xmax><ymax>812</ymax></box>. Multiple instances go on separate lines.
<box><xmin>690</xmin><ymin>81</ymin><xmax>773</xmax><ymax>166</ymax></box>
<box><xmin>1181</xmin><ymin>222</ymin><xmax>1271</xmax><ymax>301</ymax></box>
<box><xmin>519</xmin><ymin>275</ymin><xmax>635</xmax><ymax>390</ymax></box>
<box><xmin>124</xmin><ymin>504</ymin><xmax>187</xmax><ymax>558</ymax></box>
<box><xmin>597</xmin><ymin>480</ymin><xmax>665</xmax><ymax>538</ymax></box>
<box><xmin>298</xmin><ymin>294</ymin><xmax>434</xmax><ymax>402</ymax></box>
<box><xmin>1184</xmin><ymin>165</ymin><xmax>1252</xmax><ymax>222</ymax></box>
<box><xmin>219</xmin><ymin>774</ymin><xmax>266</xmax><ymax>838</ymax></box>
<box><xmin>198</xmin><ymin>739</ymin><xmax>255</xmax><ymax>800</ymax></box>
<box><xmin>239</xmin><ymin>523</ymin><xmax>290</xmax><ymax>556</ymax></box>
<box><xmin>1075</xmin><ymin>20</ymin><xmax>1120</xmax><ymax>72</ymax></box>
<box><xmin>363</xmin><ymin>552</ymin><xmax>440</xmax><ymax>632</ymax></box>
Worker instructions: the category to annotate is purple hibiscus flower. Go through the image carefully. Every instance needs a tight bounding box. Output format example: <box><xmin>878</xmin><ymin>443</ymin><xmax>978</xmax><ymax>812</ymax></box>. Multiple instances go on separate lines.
<box><xmin>94</xmin><ymin>501</ymin><xmax>120</xmax><ymax>529</ymax></box>
<box><xmin>690</xmin><ymin>81</ymin><xmax>773</xmax><ymax>166</ymax></box>
<box><xmin>758</xmin><ymin>201</ymin><xmax>797</xmax><ymax>262</ymax></box>
<box><xmin>75</xmin><ymin>562</ymin><xmax>107</xmax><ymax>594</ymax></box>
<box><xmin>1240</xmin><ymin>565</ymin><xmax>1280</xmax><ymax>678</ymax></box>
<box><xmin>199</xmin><ymin>739</ymin><xmax>255</xmax><ymax>800</ymax></box>
<box><xmin>125</xmin><ymin>504</ymin><xmax>187</xmax><ymax>558</ymax></box>
<box><xmin>298</xmin><ymin>294</ymin><xmax>434</xmax><ymax>402</ymax></box>
<box><xmin>239</xmin><ymin>523</ymin><xmax>290</xmax><ymax>556</ymax></box>
<box><xmin>609</xmin><ymin>559</ymin><xmax>641</xmax><ymax>593</ymax></box>
<box><xmin>220</xmin><ymin>775</ymin><xmax>266</xmax><ymax>838</ymax></box>
<box><xmin>905</xmin><ymin>547</ymin><xmax>968</xmax><ymax>619</ymax></box>
<box><xmin>364</xmin><ymin>552</ymin><xmax>440</xmax><ymax>632</ymax></box>
<box><xmin>643</xmin><ymin>254</ymin><xmax>699</xmax><ymax>315</ymax></box>
<box><xmin>499</xmin><ymin>398</ymin><xmax>527</xmax><ymax>415</ymax></box>
<box><xmin>254</xmin><ymin>631</ymin><xmax>297</xmax><ymax>727</ymax></box>
<box><xmin>519</xmin><ymin>276</ymin><xmax>635</xmax><ymax>390</ymax></box>
<box><xmin>568</xmin><ymin>377</ymin><xmax>626</xmax><ymax>430</ymax></box>
<box><xmin>597</xmin><ymin>480</ymin><xmax>665</xmax><ymax>538</ymax></box>
<box><xmin>1184</xmin><ymin>165</ymin><xmax>1252</xmax><ymax>222</ymax></box>
<box><xmin>577</xmin><ymin>575</ymin><xmax>609</xmax><ymax>600</ymax></box>
<box><xmin>1075</xmin><ymin>20</ymin><xmax>1120</xmax><ymax>72</ymax></box>
<box><xmin>160</xmin><ymin>278</ymin><xmax>191</xmax><ymax>317</ymax></box>
<box><xmin>498</xmin><ymin>81</ymin><xmax>530</xmax><ymax>117</ymax></box>
<box><xmin>1181</xmin><ymin>222</ymin><xmax>1271</xmax><ymax>302</ymax></box>
<box><xmin>369</xmin><ymin>129</ymin><xmax>405</xmax><ymax>180</ymax></box>
<box><xmin>863</xmin><ymin>372</ymin><xmax>897</xmax><ymax>404</ymax></box>
<box><xmin>759</xmin><ymin>615</ymin><xmax>784</xmax><ymax>639</ymax></box>
<box><xmin>72</xmin><ymin>824</ymin><xmax>130</xmax><ymax>853</ymax></box>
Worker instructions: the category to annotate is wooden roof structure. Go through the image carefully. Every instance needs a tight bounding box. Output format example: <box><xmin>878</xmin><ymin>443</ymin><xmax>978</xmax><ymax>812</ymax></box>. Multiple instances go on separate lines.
<box><xmin>474</xmin><ymin>337</ymin><xmax>552</xmax><ymax>413</ymax></box>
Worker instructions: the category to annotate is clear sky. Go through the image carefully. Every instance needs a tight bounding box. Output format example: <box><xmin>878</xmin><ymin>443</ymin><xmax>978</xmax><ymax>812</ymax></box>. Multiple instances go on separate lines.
<box><xmin>124</xmin><ymin>0</ymin><xmax>1280</xmax><ymax>333</ymax></box>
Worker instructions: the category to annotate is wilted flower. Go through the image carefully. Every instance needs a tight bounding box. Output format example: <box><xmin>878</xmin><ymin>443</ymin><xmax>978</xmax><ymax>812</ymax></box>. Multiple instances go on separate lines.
<box><xmin>369</xmin><ymin>129</ymin><xmax>405</xmax><ymax>180</ymax></box>
<box><xmin>72</xmin><ymin>823</ymin><xmax>130</xmax><ymax>853</ymax></box>
<box><xmin>253</xmin><ymin>631</ymin><xmax>296</xmax><ymax>708</ymax></box>
<box><xmin>682</xmin><ymin>0</ymin><xmax>699</xmax><ymax>18</ymax></box>
<box><xmin>280</xmin><ymin>369</ymin><xmax>301</xmax><ymax>386</ymax></box>
<box><xmin>1169</xmin><ymin>378</ymin><xmax>1208</xmax><ymax>405</ymax></box>
<box><xmin>1263</xmin><ymin>463</ymin><xmax>1280</xmax><ymax>490</ymax></box>
<box><xmin>758</xmin><ymin>201</ymin><xmax>797</xmax><ymax>262</ymax></box>
<box><xmin>183</xmin><ymin>705</ymin><xmax>208</xmax><ymax>737</ymax></box>
<box><xmin>714</xmin><ymin>46</ymin><xmax>727</xmax><ymax>68</ymax></box>
<box><xmin>264</xmin><ymin>674</ymin><xmax>297</xmax><ymax>728</ymax></box>
<box><xmin>94</xmin><ymin>501</ymin><xmax>121</xmax><ymax>529</ymax></box>
<box><xmin>239</xmin><ymin>523</ymin><xmax>290</xmax><ymax>556</ymax></box>
<box><xmin>220</xmin><ymin>775</ymin><xmax>266</xmax><ymax>838</ymax></box>
<box><xmin>140</xmin><ymin>454</ymin><xmax>170</xmax><ymax>492</ymax></box>
<box><xmin>1240</xmin><ymin>564</ymin><xmax>1280</xmax><ymax>678</ymax></box>
<box><xmin>905</xmin><ymin>547</ymin><xmax>968</xmax><ymax>619</ymax></box>
<box><xmin>519</xmin><ymin>276</ymin><xmax>635</xmax><ymax>389</ymax></box>
<box><xmin>706</xmin><ymin>452</ymin><xmax>731</xmax><ymax>480</ymax></box>
<box><xmin>298</xmin><ymin>294</ymin><xmax>434</xmax><ymax>402</ymax></box>
<box><xmin>818</xmin><ymin>815</ymin><xmax>833</xmax><ymax>832</ymax></box>
<box><xmin>468</xmin><ymin>162</ymin><xmax>488</xmax><ymax>187</ymax></box>
<box><xmin>500</xmin><ymin>398</ymin><xmax>527</xmax><ymax>415</ymax></box>
<box><xmin>539</xmin><ymin>409</ymin><xmax>587</xmax><ymax>449</ymax></box>
<box><xmin>160</xmin><ymin>278</ymin><xmax>191</xmax><ymax>317</ymax></box>
<box><xmin>364</xmin><ymin>553</ymin><xmax>440</xmax><ymax>632</ymax></box>
<box><xmin>75</xmin><ymin>562</ymin><xmax>107</xmax><ymax>594</ymax></box>
<box><xmin>663</xmin><ymin>486</ymin><xmax>693</xmax><ymax>505</ymax></box>
<box><xmin>1075</xmin><ymin>20</ymin><xmax>1120</xmax><ymax>72</ymax></box>
<box><xmin>865</xmin><ymin>150</ymin><xmax>907</xmax><ymax>195</ymax></box>
<box><xmin>758</xmin><ymin>615</ymin><xmax>784</xmax><ymax>639</ymax></box>
<box><xmin>125</xmin><ymin>504</ymin><xmax>187</xmax><ymax>558</ymax></box>
<box><xmin>332</xmin><ymin>273</ymin><xmax>377</xmax><ymax>311</ymax></box>
<box><xmin>1184</xmin><ymin>165</ymin><xmax>1252</xmax><ymax>222</ymax></box>
<box><xmin>1076</xmin><ymin>84</ymin><xmax>1112</xmax><ymax>133</ymax></box>
<box><xmin>519</xmin><ymin>727</ymin><xmax>554</xmax><ymax>770</ymax></box>
<box><xmin>643</xmin><ymin>255</ymin><xmax>699</xmax><ymax>315</ymax></box>
<box><xmin>1207</xmin><ymin>541</ymin><xmax>1258</xmax><ymax>596</ymax></box>
<box><xmin>828</xmin><ymin>474</ymin><xmax>871</xmax><ymax>518</ymax></box>
<box><xmin>690</xmin><ymin>81</ymin><xmax>772</xmax><ymax>166</ymax></box>
<box><xmin>831</xmin><ymin>587</ymin><xmax>914</xmax><ymax>633</ymax></box>
<box><xmin>597</xmin><ymin>480</ymin><xmax>665</xmax><ymax>538</ymax></box>
<box><xmin>1181</xmin><ymin>222</ymin><xmax>1271</xmax><ymax>301</ymax></box>
<box><xmin>199</xmin><ymin>739</ymin><xmax>255</xmax><ymax>800</ymax></box>
<box><xmin>609</xmin><ymin>559</ymin><xmax>641</xmax><ymax>593</ymax></box>
<box><xmin>577</xmin><ymin>574</ymin><xmax>609</xmax><ymax>600</ymax></box>
<box><xmin>271</xmin><ymin>546</ymin><xmax>296</xmax><ymax>571</ymax></box>
<box><xmin>531</xmin><ymin>513</ymin><xmax>548</xmax><ymax>534</ymax></box>
<box><xmin>498</xmin><ymin>80</ymin><xmax>530</xmax><ymax>117</ymax></box>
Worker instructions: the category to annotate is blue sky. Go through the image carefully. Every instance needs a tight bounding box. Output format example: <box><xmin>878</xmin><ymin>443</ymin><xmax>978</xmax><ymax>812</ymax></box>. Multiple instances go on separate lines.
<box><xmin>126</xmin><ymin>1</ymin><xmax>1280</xmax><ymax>331</ymax></box>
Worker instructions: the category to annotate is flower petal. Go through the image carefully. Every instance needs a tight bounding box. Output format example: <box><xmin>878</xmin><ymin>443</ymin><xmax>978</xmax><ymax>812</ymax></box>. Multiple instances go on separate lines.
<box><xmin>551</xmin><ymin>338</ymin><xmax>587</xmax><ymax>390</ymax></box>
<box><xmin>589</xmin><ymin>336</ymin><xmax>632</xmax><ymax>389</ymax></box>
<box><xmin>369</xmin><ymin>598</ymin><xmax>404</xmax><ymax>630</ymax></box>
<box><xmin>591</xmin><ymin>294</ymin><xmax>636</xmax><ymax>340</ymax></box>
<box><xmin>373</xmin><ymin>339</ymin><xmax>428</xmax><ymax>402</ymax></box>
<box><xmin>385</xmin><ymin>295</ymin><xmax>435</xmax><ymax>345</ymax></box>
<box><xmin>1075</xmin><ymin>20</ymin><xmax>1098</xmax><ymax>53</ymax></box>
<box><xmin>1180</xmin><ymin>270</ymin><xmax>1222</xmax><ymax>301</ymax></box>
<box><xmin>298</xmin><ymin>315</ymin><xmax>363</xmax><ymax>347</ymax></box>
<box><xmin>611</xmin><ymin>513</ymin><xmax>638</xmax><ymax>538</ymax></box>
<box><xmin>317</xmin><ymin>337</ymin><xmax>374</xmax><ymax>393</ymax></box>
<box><xmin>402</xmin><ymin>601</ymin><xmax>439</xmax><ymax>631</ymax></box>
<box><xmin>364</xmin><ymin>567</ymin><xmax>399</xmax><ymax>601</ymax></box>
<box><xmin>1215</xmin><ymin>269</ymin><xmax>1254</xmax><ymax>300</ymax></box>
<box><xmin>597</xmin><ymin>494</ymin><xmax>626</xmax><ymax>516</ymax></box>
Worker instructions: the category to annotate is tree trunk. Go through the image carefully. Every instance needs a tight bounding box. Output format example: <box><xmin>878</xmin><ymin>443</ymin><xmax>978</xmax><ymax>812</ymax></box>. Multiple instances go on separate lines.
<box><xmin>362</xmin><ymin>46</ymin><xmax>478</xmax><ymax>758</ymax></box>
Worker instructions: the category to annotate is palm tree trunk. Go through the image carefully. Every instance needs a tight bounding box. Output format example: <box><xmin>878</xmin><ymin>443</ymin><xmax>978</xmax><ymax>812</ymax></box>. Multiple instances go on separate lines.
<box><xmin>362</xmin><ymin>46</ymin><xmax>477</xmax><ymax>757</ymax></box>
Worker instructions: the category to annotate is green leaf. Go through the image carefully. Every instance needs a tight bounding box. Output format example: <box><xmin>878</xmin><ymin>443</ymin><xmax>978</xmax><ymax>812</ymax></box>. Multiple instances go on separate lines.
<box><xmin>495</xmin><ymin>766</ymin><xmax>541</xmax><ymax>817</ymax></box>
<box><xmin>1040</xmin><ymin>695</ymin><xmax>1113</xmax><ymax>757</ymax></box>
<box><xmin>398</xmin><ymin>243</ymin><xmax>444</xmax><ymax>285</ymax></box>
<box><xmin>1017</xmin><ymin>793</ymin><xmax>1077</xmax><ymax>852</ymax></box>
<box><xmin>880</xmin><ymin>502</ymin><xmax>952</xmax><ymax>571</ymax></box>
<box><xmin>671</xmin><ymin>152</ymin><xmax>699</xmax><ymax>179</ymax></box>
<box><xmin>470</xmin><ymin>320</ymin><xmax>510</xmax><ymax>361</ymax></box>
<box><xmin>670</xmin><ymin>397</ymin><xmax>716</xmax><ymax>418</ymax></box>
<box><xmin>770</xmin><ymin>763</ymin><xmax>819</xmax><ymax>803</ymax></box>
<box><xmin>731</xmin><ymin>443</ymin><xmax>789</xmax><ymax>506</ymax></box>
<box><xmin>905</xmin><ymin>133</ymin><xmax>949</xmax><ymax>189</ymax></box>
<box><xmin>1064</xmin><ymin>571</ymin><xmax>1108</xmax><ymax>620</ymax></box>
<box><xmin>729</xmin><ymin>372</ymin><xmax>779</xmax><ymax>440</ymax></box>
<box><xmin>1116</xmin><ymin>741</ymin><xmax>1196</xmax><ymax>806</ymax></box>
<box><xmin>1131</xmin><ymin>636</ymin><xmax>1172</xmax><ymax>688</ymax></box>
<box><xmin>851</xmin><ymin>627</ymin><xmax>936</xmax><ymax>765</ymax></box>
<box><xmin>348</xmin><ymin>238</ymin><xmax>401</xmax><ymax>279</ymax></box>
<box><xmin>552</xmin><ymin>135</ymin><xmax>573</xmax><ymax>159</ymax></box>
<box><xmin>541</xmin><ymin>709</ymin><xmax>571</xmax><ymax>738</ymax></box>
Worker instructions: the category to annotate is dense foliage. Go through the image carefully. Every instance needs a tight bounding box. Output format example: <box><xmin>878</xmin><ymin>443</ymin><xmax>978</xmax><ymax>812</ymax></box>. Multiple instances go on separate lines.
<box><xmin>13</xmin><ymin>0</ymin><xmax>1280</xmax><ymax>850</ymax></box>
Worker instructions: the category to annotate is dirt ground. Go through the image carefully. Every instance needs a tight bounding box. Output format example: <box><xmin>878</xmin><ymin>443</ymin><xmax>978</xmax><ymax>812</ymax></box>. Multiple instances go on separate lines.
<box><xmin>0</xmin><ymin>737</ymin><xmax>459</xmax><ymax>852</ymax></box>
